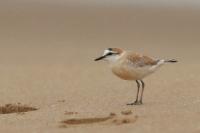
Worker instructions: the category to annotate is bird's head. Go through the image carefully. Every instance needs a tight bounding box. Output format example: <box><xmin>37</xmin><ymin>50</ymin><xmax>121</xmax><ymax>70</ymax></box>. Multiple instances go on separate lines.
<box><xmin>94</xmin><ymin>48</ymin><xmax>124</xmax><ymax>63</ymax></box>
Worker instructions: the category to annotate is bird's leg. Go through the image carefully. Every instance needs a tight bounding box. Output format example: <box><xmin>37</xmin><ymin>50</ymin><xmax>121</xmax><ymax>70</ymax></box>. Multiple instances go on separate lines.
<box><xmin>139</xmin><ymin>80</ymin><xmax>145</xmax><ymax>104</ymax></box>
<box><xmin>135</xmin><ymin>80</ymin><xmax>140</xmax><ymax>103</ymax></box>
<box><xmin>127</xmin><ymin>80</ymin><xmax>141</xmax><ymax>105</ymax></box>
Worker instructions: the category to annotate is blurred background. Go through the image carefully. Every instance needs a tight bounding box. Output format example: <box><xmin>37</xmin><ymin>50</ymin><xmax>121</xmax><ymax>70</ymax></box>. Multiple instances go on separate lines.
<box><xmin>0</xmin><ymin>0</ymin><xmax>200</xmax><ymax>66</ymax></box>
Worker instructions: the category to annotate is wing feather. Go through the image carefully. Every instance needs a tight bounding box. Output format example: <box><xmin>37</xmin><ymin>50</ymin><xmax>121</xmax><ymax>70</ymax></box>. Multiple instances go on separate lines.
<box><xmin>126</xmin><ymin>53</ymin><xmax>158</xmax><ymax>67</ymax></box>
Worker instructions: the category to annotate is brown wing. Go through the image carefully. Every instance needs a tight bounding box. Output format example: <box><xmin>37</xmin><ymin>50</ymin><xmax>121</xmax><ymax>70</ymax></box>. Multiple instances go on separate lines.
<box><xmin>126</xmin><ymin>53</ymin><xmax>158</xmax><ymax>67</ymax></box>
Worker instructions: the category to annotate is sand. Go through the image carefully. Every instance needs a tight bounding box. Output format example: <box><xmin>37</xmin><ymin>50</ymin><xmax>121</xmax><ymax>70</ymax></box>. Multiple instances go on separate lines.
<box><xmin>0</xmin><ymin>1</ymin><xmax>200</xmax><ymax>133</ymax></box>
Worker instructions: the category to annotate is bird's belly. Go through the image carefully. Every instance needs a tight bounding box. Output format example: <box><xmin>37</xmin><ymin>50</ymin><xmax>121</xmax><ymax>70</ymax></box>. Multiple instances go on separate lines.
<box><xmin>112</xmin><ymin>66</ymin><xmax>154</xmax><ymax>80</ymax></box>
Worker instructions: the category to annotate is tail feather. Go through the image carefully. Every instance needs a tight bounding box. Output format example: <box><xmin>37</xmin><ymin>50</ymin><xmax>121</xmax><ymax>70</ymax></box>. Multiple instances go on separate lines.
<box><xmin>164</xmin><ymin>59</ymin><xmax>178</xmax><ymax>63</ymax></box>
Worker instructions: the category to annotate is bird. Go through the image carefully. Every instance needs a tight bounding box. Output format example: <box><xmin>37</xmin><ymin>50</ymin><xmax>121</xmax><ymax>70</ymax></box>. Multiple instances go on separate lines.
<box><xmin>94</xmin><ymin>48</ymin><xmax>177</xmax><ymax>105</ymax></box>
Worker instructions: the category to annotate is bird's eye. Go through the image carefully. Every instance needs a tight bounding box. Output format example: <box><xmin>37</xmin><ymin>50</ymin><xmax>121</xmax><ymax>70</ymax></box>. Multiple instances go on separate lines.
<box><xmin>107</xmin><ymin>52</ymin><xmax>113</xmax><ymax>56</ymax></box>
<box><xmin>106</xmin><ymin>52</ymin><xmax>118</xmax><ymax>56</ymax></box>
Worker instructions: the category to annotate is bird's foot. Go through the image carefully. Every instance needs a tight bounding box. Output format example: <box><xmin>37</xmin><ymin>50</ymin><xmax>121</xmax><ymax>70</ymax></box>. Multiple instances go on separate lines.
<box><xmin>127</xmin><ymin>100</ymin><xmax>143</xmax><ymax>105</ymax></box>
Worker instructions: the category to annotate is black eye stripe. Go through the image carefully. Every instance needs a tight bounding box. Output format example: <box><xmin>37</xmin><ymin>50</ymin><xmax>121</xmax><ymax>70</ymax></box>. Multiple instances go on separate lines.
<box><xmin>106</xmin><ymin>52</ymin><xmax>117</xmax><ymax>56</ymax></box>
<box><xmin>107</xmin><ymin>52</ymin><xmax>113</xmax><ymax>55</ymax></box>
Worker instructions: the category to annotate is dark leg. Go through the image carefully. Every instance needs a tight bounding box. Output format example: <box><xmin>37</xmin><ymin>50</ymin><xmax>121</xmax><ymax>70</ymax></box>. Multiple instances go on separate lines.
<box><xmin>127</xmin><ymin>80</ymin><xmax>141</xmax><ymax>105</ymax></box>
<box><xmin>135</xmin><ymin>80</ymin><xmax>140</xmax><ymax>102</ymax></box>
<box><xmin>139</xmin><ymin>80</ymin><xmax>145</xmax><ymax>104</ymax></box>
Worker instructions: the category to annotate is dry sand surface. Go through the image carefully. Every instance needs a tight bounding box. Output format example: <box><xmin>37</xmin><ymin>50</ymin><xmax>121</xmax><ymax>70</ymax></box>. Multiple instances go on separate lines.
<box><xmin>0</xmin><ymin>1</ymin><xmax>200</xmax><ymax>133</ymax></box>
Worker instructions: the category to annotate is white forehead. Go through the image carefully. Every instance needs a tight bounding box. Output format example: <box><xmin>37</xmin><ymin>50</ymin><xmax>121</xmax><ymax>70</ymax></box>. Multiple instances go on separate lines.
<box><xmin>103</xmin><ymin>49</ymin><xmax>110</xmax><ymax>56</ymax></box>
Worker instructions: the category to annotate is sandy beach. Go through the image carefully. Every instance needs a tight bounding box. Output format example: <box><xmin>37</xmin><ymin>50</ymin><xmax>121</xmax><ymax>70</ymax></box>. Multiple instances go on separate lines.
<box><xmin>0</xmin><ymin>1</ymin><xmax>200</xmax><ymax>133</ymax></box>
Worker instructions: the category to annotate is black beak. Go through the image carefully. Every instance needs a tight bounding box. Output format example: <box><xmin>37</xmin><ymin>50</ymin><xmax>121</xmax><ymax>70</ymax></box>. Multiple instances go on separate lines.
<box><xmin>94</xmin><ymin>55</ymin><xmax>106</xmax><ymax>61</ymax></box>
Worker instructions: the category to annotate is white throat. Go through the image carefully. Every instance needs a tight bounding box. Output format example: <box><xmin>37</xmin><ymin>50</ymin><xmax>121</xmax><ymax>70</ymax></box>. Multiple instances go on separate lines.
<box><xmin>105</xmin><ymin>55</ymin><xmax>120</xmax><ymax>63</ymax></box>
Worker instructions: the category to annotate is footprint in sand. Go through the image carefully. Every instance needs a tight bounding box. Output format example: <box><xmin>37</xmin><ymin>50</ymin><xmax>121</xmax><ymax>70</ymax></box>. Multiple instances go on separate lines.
<box><xmin>64</xmin><ymin>111</ymin><xmax>78</xmax><ymax>115</ymax></box>
<box><xmin>60</xmin><ymin>110</ymin><xmax>138</xmax><ymax>128</ymax></box>
<box><xmin>0</xmin><ymin>103</ymin><xmax>38</xmax><ymax>114</ymax></box>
